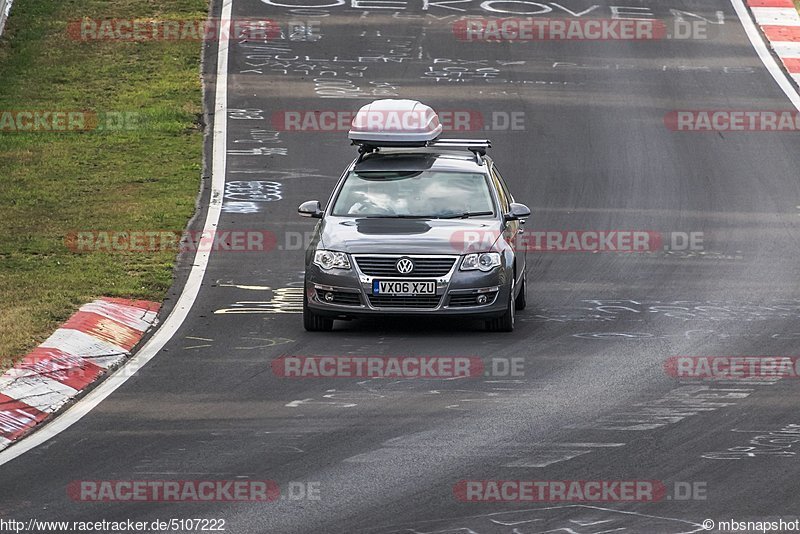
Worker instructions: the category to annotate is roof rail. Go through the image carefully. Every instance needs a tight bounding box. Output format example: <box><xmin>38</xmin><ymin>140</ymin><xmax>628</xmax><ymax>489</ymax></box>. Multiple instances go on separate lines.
<box><xmin>353</xmin><ymin>138</ymin><xmax>492</xmax><ymax>165</ymax></box>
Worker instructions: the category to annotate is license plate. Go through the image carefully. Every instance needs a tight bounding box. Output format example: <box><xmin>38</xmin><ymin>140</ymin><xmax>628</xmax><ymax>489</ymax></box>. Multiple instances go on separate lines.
<box><xmin>372</xmin><ymin>280</ymin><xmax>436</xmax><ymax>296</ymax></box>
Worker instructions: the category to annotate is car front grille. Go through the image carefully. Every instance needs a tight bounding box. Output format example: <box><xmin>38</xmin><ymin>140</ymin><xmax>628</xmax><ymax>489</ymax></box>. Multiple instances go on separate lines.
<box><xmin>368</xmin><ymin>295</ymin><xmax>442</xmax><ymax>309</ymax></box>
<box><xmin>354</xmin><ymin>256</ymin><xmax>457</xmax><ymax>278</ymax></box>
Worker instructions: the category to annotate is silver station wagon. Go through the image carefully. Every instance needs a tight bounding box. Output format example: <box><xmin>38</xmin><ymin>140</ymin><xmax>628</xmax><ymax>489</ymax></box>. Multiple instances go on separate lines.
<box><xmin>298</xmin><ymin>100</ymin><xmax>530</xmax><ymax>332</ymax></box>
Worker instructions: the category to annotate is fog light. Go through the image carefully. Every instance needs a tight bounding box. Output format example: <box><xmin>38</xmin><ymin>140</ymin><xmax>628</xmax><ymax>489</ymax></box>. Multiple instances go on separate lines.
<box><xmin>476</xmin><ymin>294</ymin><xmax>488</xmax><ymax>305</ymax></box>
<box><xmin>324</xmin><ymin>292</ymin><xmax>334</xmax><ymax>302</ymax></box>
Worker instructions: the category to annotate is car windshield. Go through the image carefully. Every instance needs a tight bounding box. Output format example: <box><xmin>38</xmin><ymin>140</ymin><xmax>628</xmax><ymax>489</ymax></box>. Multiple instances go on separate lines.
<box><xmin>331</xmin><ymin>170</ymin><xmax>496</xmax><ymax>218</ymax></box>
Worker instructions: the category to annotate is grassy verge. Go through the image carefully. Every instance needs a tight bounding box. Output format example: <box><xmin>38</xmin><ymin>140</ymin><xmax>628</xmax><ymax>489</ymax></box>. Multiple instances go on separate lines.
<box><xmin>0</xmin><ymin>0</ymin><xmax>206</xmax><ymax>369</ymax></box>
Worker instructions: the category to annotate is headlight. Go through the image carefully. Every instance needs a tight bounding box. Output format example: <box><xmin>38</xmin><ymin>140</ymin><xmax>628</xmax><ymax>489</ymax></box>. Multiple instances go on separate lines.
<box><xmin>314</xmin><ymin>250</ymin><xmax>351</xmax><ymax>270</ymax></box>
<box><xmin>461</xmin><ymin>252</ymin><xmax>501</xmax><ymax>272</ymax></box>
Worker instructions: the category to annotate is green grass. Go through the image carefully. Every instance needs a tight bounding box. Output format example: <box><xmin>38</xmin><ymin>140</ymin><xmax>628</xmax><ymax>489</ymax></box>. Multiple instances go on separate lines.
<box><xmin>0</xmin><ymin>0</ymin><xmax>206</xmax><ymax>368</ymax></box>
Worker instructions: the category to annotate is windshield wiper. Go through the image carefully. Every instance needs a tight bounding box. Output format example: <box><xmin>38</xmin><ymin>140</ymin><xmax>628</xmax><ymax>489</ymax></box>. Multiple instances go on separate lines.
<box><xmin>437</xmin><ymin>211</ymin><xmax>494</xmax><ymax>219</ymax></box>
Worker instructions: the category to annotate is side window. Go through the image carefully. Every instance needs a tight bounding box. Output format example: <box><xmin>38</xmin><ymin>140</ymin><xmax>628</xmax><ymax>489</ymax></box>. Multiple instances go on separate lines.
<box><xmin>492</xmin><ymin>164</ymin><xmax>515</xmax><ymax>203</ymax></box>
<box><xmin>491</xmin><ymin>165</ymin><xmax>511</xmax><ymax>213</ymax></box>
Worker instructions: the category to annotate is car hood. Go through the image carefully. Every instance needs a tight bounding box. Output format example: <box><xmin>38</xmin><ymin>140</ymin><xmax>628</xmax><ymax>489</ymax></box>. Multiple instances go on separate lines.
<box><xmin>319</xmin><ymin>217</ymin><xmax>504</xmax><ymax>254</ymax></box>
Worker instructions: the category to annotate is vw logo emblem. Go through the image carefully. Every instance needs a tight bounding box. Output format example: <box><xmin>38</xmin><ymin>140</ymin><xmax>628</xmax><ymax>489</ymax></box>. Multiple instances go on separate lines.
<box><xmin>396</xmin><ymin>258</ymin><xmax>414</xmax><ymax>274</ymax></box>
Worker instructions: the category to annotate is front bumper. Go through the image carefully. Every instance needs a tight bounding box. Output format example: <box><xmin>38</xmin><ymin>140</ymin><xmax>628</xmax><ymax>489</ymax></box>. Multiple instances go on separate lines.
<box><xmin>305</xmin><ymin>254</ymin><xmax>512</xmax><ymax>318</ymax></box>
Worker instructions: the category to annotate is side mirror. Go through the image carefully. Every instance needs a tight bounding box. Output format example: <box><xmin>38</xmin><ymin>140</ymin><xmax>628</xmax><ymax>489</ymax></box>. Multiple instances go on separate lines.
<box><xmin>504</xmin><ymin>202</ymin><xmax>531</xmax><ymax>221</ymax></box>
<box><xmin>298</xmin><ymin>200</ymin><xmax>323</xmax><ymax>218</ymax></box>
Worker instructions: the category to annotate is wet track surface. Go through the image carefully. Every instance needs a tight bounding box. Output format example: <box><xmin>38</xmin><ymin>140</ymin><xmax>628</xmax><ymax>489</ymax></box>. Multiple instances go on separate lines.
<box><xmin>2</xmin><ymin>0</ymin><xmax>800</xmax><ymax>532</ymax></box>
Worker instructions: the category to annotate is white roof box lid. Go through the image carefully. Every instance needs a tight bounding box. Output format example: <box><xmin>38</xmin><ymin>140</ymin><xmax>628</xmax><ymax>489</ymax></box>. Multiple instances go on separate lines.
<box><xmin>348</xmin><ymin>99</ymin><xmax>443</xmax><ymax>145</ymax></box>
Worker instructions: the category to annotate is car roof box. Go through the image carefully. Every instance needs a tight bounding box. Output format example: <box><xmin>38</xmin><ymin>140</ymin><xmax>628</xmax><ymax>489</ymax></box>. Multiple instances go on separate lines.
<box><xmin>348</xmin><ymin>99</ymin><xmax>443</xmax><ymax>146</ymax></box>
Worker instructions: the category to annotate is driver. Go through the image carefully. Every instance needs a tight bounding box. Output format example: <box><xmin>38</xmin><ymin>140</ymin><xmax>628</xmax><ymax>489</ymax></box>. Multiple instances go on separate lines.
<box><xmin>348</xmin><ymin>180</ymin><xmax>394</xmax><ymax>215</ymax></box>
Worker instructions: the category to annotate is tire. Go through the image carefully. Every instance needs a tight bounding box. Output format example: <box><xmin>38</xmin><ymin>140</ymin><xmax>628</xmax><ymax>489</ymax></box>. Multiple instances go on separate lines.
<box><xmin>303</xmin><ymin>291</ymin><xmax>333</xmax><ymax>332</ymax></box>
<box><xmin>514</xmin><ymin>270</ymin><xmax>527</xmax><ymax>311</ymax></box>
<box><xmin>486</xmin><ymin>279</ymin><xmax>515</xmax><ymax>332</ymax></box>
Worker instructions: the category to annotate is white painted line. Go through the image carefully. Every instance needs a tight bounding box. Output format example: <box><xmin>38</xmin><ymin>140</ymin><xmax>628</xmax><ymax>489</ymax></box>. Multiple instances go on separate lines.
<box><xmin>0</xmin><ymin>0</ymin><xmax>12</xmax><ymax>37</ymax></box>
<box><xmin>731</xmin><ymin>0</ymin><xmax>800</xmax><ymax>110</ymax></box>
<box><xmin>0</xmin><ymin>374</ymin><xmax>76</xmax><ymax>413</ymax></box>
<box><xmin>772</xmin><ymin>41</ymin><xmax>800</xmax><ymax>57</ymax></box>
<box><xmin>39</xmin><ymin>329</ymin><xmax>128</xmax><ymax>361</ymax></box>
<box><xmin>751</xmin><ymin>6</ymin><xmax>800</xmax><ymax>25</ymax></box>
<box><xmin>0</xmin><ymin>0</ymin><xmax>232</xmax><ymax>466</ymax></box>
<box><xmin>794</xmin><ymin>73</ymin><xmax>800</xmax><ymax>85</ymax></box>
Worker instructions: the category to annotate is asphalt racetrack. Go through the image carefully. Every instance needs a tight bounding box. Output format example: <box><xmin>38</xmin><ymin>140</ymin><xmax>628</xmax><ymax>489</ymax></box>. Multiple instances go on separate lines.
<box><xmin>2</xmin><ymin>0</ymin><xmax>800</xmax><ymax>532</ymax></box>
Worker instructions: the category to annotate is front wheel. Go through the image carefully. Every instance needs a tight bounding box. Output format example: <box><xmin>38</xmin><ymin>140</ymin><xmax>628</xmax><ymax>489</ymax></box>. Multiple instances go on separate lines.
<box><xmin>486</xmin><ymin>280</ymin><xmax>515</xmax><ymax>332</ymax></box>
<box><xmin>303</xmin><ymin>291</ymin><xmax>333</xmax><ymax>332</ymax></box>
